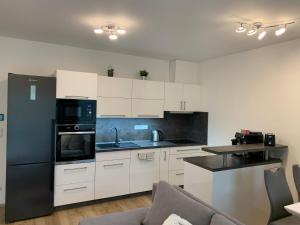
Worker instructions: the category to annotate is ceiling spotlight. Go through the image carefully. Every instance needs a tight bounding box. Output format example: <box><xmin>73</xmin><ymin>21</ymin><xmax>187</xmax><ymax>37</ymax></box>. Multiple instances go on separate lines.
<box><xmin>258</xmin><ymin>30</ymin><xmax>267</xmax><ymax>40</ymax></box>
<box><xmin>236</xmin><ymin>23</ymin><xmax>246</xmax><ymax>33</ymax></box>
<box><xmin>109</xmin><ymin>34</ymin><xmax>118</xmax><ymax>40</ymax></box>
<box><xmin>94</xmin><ymin>28</ymin><xmax>103</xmax><ymax>34</ymax></box>
<box><xmin>275</xmin><ymin>25</ymin><xmax>286</xmax><ymax>36</ymax></box>
<box><xmin>247</xmin><ymin>26</ymin><xmax>258</xmax><ymax>36</ymax></box>
<box><xmin>117</xmin><ymin>29</ymin><xmax>126</xmax><ymax>34</ymax></box>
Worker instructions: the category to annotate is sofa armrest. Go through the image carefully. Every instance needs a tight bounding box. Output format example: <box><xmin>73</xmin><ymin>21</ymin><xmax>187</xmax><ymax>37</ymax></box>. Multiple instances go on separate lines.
<box><xmin>79</xmin><ymin>207</ymin><xmax>149</xmax><ymax>225</ymax></box>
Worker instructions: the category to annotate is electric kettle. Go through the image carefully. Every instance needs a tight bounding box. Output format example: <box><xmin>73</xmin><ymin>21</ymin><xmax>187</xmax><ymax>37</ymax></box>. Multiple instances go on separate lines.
<box><xmin>152</xmin><ymin>130</ymin><xmax>163</xmax><ymax>142</ymax></box>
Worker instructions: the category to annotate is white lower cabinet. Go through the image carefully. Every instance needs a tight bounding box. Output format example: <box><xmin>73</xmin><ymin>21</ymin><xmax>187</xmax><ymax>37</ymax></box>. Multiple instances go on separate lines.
<box><xmin>95</xmin><ymin>159</ymin><xmax>130</xmax><ymax>199</ymax></box>
<box><xmin>54</xmin><ymin>181</ymin><xmax>94</xmax><ymax>206</ymax></box>
<box><xmin>130</xmin><ymin>149</ymin><xmax>160</xmax><ymax>193</ymax></box>
<box><xmin>169</xmin><ymin>170</ymin><xmax>185</xmax><ymax>186</ymax></box>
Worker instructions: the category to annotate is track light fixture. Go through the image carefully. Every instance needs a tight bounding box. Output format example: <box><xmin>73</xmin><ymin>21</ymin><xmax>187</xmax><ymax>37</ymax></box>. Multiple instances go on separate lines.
<box><xmin>94</xmin><ymin>24</ymin><xmax>126</xmax><ymax>40</ymax></box>
<box><xmin>235</xmin><ymin>21</ymin><xmax>295</xmax><ymax>40</ymax></box>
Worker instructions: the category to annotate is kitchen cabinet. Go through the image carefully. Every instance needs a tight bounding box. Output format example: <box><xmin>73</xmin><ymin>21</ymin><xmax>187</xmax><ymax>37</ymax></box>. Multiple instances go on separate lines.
<box><xmin>164</xmin><ymin>83</ymin><xmax>184</xmax><ymax>111</ymax></box>
<box><xmin>97</xmin><ymin>97</ymin><xmax>132</xmax><ymax>118</ymax></box>
<box><xmin>183</xmin><ymin>84</ymin><xmax>201</xmax><ymax>111</ymax></box>
<box><xmin>95</xmin><ymin>159</ymin><xmax>130</xmax><ymax>199</ymax></box>
<box><xmin>132</xmin><ymin>80</ymin><xmax>164</xmax><ymax>100</ymax></box>
<box><xmin>130</xmin><ymin>149</ymin><xmax>160</xmax><ymax>193</ymax></box>
<box><xmin>159</xmin><ymin>149</ymin><xmax>170</xmax><ymax>182</ymax></box>
<box><xmin>56</xmin><ymin>70</ymin><xmax>98</xmax><ymax>100</ymax></box>
<box><xmin>98</xmin><ymin>76</ymin><xmax>132</xmax><ymax>98</ymax></box>
<box><xmin>54</xmin><ymin>162</ymin><xmax>95</xmax><ymax>206</ymax></box>
<box><xmin>97</xmin><ymin>76</ymin><xmax>132</xmax><ymax>118</ymax></box>
<box><xmin>131</xmin><ymin>99</ymin><xmax>164</xmax><ymax>118</ymax></box>
<box><xmin>95</xmin><ymin>151</ymin><xmax>130</xmax><ymax>199</ymax></box>
<box><xmin>164</xmin><ymin>82</ymin><xmax>201</xmax><ymax>112</ymax></box>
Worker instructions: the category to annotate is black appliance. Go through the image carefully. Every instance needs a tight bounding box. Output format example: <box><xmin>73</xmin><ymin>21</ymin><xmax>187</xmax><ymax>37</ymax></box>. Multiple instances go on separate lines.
<box><xmin>6</xmin><ymin>74</ymin><xmax>55</xmax><ymax>222</ymax></box>
<box><xmin>56</xmin><ymin>99</ymin><xmax>96</xmax><ymax>124</ymax></box>
<box><xmin>264</xmin><ymin>133</ymin><xmax>276</xmax><ymax>146</ymax></box>
<box><xmin>244</xmin><ymin>132</ymin><xmax>264</xmax><ymax>144</ymax></box>
<box><xmin>56</xmin><ymin>124</ymin><xmax>96</xmax><ymax>162</ymax></box>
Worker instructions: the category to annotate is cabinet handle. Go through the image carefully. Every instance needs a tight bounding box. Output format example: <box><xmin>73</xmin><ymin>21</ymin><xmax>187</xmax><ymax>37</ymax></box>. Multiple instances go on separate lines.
<box><xmin>180</xmin><ymin>101</ymin><xmax>183</xmax><ymax>110</ymax></box>
<box><xmin>58</xmin><ymin>131</ymin><xmax>95</xmax><ymax>135</ymax></box>
<box><xmin>176</xmin><ymin>173</ymin><xmax>184</xmax><ymax>176</ymax></box>
<box><xmin>103</xmin><ymin>163</ymin><xmax>124</xmax><ymax>167</ymax></box>
<box><xmin>64</xmin><ymin>167</ymin><xmax>88</xmax><ymax>171</ymax></box>
<box><xmin>184</xmin><ymin>101</ymin><xmax>186</xmax><ymax>110</ymax></box>
<box><xmin>65</xmin><ymin>96</ymin><xmax>89</xmax><ymax>99</ymax></box>
<box><xmin>64</xmin><ymin>186</ymin><xmax>87</xmax><ymax>192</ymax></box>
<box><xmin>137</xmin><ymin>115</ymin><xmax>159</xmax><ymax>118</ymax></box>
<box><xmin>176</xmin><ymin>157</ymin><xmax>184</xmax><ymax>160</ymax></box>
<box><xmin>100</xmin><ymin>115</ymin><xmax>126</xmax><ymax>118</ymax></box>
<box><xmin>164</xmin><ymin>151</ymin><xmax>167</xmax><ymax>161</ymax></box>
<box><xmin>176</xmin><ymin>149</ymin><xmax>201</xmax><ymax>152</ymax></box>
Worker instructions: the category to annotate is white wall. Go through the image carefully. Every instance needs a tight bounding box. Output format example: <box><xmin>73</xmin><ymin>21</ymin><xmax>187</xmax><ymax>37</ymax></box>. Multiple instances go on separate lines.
<box><xmin>0</xmin><ymin>36</ymin><xmax>170</xmax><ymax>203</ymax></box>
<box><xmin>198</xmin><ymin>38</ymin><xmax>300</xmax><ymax>201</ymax></box>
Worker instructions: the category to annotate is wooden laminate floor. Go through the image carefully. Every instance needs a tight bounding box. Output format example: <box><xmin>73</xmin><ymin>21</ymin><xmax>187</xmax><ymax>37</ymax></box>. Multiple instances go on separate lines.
<box><xmin>0</xmin><ymin>195</ymin><xmax>152</xmax><ymax>225</ymax></box>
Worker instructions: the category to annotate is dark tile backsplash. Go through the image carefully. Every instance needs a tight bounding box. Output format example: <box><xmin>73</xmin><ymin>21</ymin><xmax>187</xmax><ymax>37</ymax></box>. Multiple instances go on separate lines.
<box><xmin>96</xmin><ymin>112</ymin><xmax>208</xmax><ymax>144</ymax></box>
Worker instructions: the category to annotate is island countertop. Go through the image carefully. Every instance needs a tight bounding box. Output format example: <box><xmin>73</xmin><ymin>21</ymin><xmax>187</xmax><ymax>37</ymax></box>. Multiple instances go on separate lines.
<box><xmin>202</xmin><ymin>143</ymin><xmax>287</xmax><ymax>155</ymax></box>
<box><xmin>184</xmin><ymin>155</ymin><xmax>282</xmax><ymax>172</ymax></box>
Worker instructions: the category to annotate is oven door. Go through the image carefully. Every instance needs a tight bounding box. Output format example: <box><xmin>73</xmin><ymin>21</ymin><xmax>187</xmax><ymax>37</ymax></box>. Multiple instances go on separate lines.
<box><xmin>56</xmin><ymin>99</ymin><xmax>96</xmax><ymax>124</ymax></box>
<box><xmin>56</xmin><ymin>131</ymin><xmax>95</xmax><ymax>162</ymax></box>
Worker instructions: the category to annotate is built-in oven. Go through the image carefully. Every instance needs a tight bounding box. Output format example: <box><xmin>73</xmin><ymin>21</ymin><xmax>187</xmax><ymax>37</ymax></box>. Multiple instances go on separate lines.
<box><xmin>56</xmin><ymin>99</ymin><xmax>96</xmax><ymax>124</ymax></box>
<box><xmin>55</xmin><ymin>124</ymin><xmax>96</xmax><ymax>163</ymax></box>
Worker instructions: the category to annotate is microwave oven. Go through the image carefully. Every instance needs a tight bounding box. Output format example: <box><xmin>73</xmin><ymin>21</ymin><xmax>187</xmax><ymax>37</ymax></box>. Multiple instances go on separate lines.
<box><xmin>56</xmin><ymin>99</ymin><xmax>96</xmax><ymax>124</ymax></box>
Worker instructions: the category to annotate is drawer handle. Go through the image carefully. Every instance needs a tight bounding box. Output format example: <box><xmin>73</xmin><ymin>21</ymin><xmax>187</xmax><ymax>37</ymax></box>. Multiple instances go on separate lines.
<box><xmin>137</xmin><ymin>115</ymin><xmax>159</xmax><ymax>118</ymax></box>
<box><xmin>65</xmin><ymin>96</ymin><xmax>89</xmax><ymax>99</ymax></box>
<box><xmin>64</xmin><ymin>186</ymin><xmax>87</xmax><ymax>192</ymax></box>
<box><xmin>176</xmin><ymin>149</ymin><xmax>201</xmax><ymax>152</ymax></box>
<box><xmin>100</xmin><ymin>115</ymin><xmax>126</xmax><ymax>118</ymax></box>
<box><xmin>103</xmin><ymin>163</ymin><xmax>124</xmax><ymax>167</ymax></box>
<box><xmin>64</xmin><ymin>167</ymin><xmax>88</xmax><ymax>171</ymax></box>
<box><xmin>176</xmin><ymin>157</ymin><xmax>184</xmax><ymax>160</ymax></box>
<box><xmin>164</xmin><ymin>151</ymin><xmax>167</xmax><ymax>161</ymax></box>
<box><xmin>176</xmin><ymin>173</ymin><xmax>184</xmax><ymax>176</ymax></box>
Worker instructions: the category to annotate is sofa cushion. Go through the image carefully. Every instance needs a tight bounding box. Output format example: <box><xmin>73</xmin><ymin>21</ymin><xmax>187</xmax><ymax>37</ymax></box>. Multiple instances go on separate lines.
<box><xmin>79</xmin><ymin>207</ymin><xmax>148</xmax><ymax>225</ymax></box>
<box><xmin>210</xmin><ymin>214</ymin><xmax>237</xmax><ymax>225</ymax></box>
<box><xmin>143</xmin><ymin>181</ymin><xmax>214</xmax><ymax>225</ymax></box>
<box><xmin>269</xmin><ymin>215</ymin><xmax>300</xmax><ymax>225</ymax></box>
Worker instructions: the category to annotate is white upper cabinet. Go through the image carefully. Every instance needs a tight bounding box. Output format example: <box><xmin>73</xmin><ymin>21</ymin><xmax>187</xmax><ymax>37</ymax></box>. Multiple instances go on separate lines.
<box><xmin>132</xmin><ymin>80</ymin><xmax>164</xmax><ymax>100</ymax></box>
<box><xmin>56</xmin><ymin>70</ymin><xmax>98</xmax><ymax>100</ymax></box>
<box><xmin>131</xmin><ymin>99</ymin><xmax>164</xmax><ymax>118</ymax></box>
<box><xmin>98</xmin><ymin>76</ymin><xmax>132</xmax><ymax>98</ymax></box>
<box><xmin>164</xmin><ymin>83</ymin><xmax>184</xmax><ymax>111</ymax></box>
<box><xmin>183</xmin><ymin>84</ymin><xmax>201</xmax><ymax>111</ymax></box>
<box><xmin>97</xmin><ymin>76</ymin><xmax>133</xmax><ymax>118</ymax></box>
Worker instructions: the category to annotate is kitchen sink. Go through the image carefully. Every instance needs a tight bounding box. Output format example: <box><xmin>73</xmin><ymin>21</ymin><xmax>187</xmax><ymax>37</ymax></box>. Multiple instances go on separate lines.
<box><xmin>96</xmin><ymin>142</ymin><xmax>140</xmax><ymax>149</ymax></box>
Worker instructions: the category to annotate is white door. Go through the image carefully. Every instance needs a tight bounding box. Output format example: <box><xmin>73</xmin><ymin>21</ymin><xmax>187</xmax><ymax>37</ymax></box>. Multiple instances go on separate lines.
<box><xmin>183</xmin><ymin>84</ymin><xmax>201</xmax><ymax>111</ymax></box>
<box><xmin>132</xmin><ymin>80</ymin><xmax>164</xmax><ymax>100</ymax></box>
<box><xmin>131</xmin><ymin>99</ymin><xmax>164</xmax><ymax>118</ymax></box>
<box><xmin>159</xmin><ymin>149</ymin><xmax>169</xmax><ymax>182</ymax></box>
<box><xmin>164</xmin><ymin>83</ymin><xmax>184</xmax><ymax>111</ymax></box>
<box><xmin>130</xmin><ymin>149</ymin><xmax>160</xmax><ymax>193</ymax></box>
<box><xmin>98</xmin><ymin>76</ymin><xmax>132</xmax><ymax>98</ymax></box>
<box><xmin>56</xmin><ymin>70</ymin><xmax>98</xmax><ymax>100</ymax></box>
<box><xmin>97</xmin><ymin>97</ymin><xmax>132</xmax><ymax>118</ymax></box>
<box><xmin>95</xmin><ymin>159</ymin><xmax>130</xmax><ymax>199</ymax></box>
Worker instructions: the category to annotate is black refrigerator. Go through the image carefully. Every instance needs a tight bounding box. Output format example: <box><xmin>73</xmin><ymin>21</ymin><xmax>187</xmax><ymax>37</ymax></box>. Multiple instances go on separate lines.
<box><xmin>6</xmin><ymin>74</ymin><xmax>56</xmax><ymax>222</ymax></box>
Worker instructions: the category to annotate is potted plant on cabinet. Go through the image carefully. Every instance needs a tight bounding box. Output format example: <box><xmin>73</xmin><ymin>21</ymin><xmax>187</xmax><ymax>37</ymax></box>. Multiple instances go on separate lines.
<box><xmin>139</xmin><ymin>70</ymin><xmax>148</xmax><ymax>80</ymax></box>
<box><xmin>107</xmin><ymin>66</ymin><xmax>114</xmax><ymax>77</ymax></box>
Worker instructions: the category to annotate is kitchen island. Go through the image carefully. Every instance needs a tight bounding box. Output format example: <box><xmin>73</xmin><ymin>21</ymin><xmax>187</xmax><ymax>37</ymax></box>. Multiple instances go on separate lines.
<box><xmin>184</xmin><ymin>144</ymin><xmax>287</xmax><ymax>225</ymax></box>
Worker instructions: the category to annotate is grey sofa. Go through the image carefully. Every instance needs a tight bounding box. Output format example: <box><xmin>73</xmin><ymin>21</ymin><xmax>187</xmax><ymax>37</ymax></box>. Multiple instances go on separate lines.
<box><xmin>79</xmin><ymin>181</ymin><xmax>244</xmax><ymax>225</ymax></box>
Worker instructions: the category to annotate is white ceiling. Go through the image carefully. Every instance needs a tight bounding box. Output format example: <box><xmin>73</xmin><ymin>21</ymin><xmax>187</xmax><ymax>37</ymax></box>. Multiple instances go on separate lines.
<box><xmin>0</xmin><ymin>0</ymin><xmax>300</xmax><ymax>61</ymax></box>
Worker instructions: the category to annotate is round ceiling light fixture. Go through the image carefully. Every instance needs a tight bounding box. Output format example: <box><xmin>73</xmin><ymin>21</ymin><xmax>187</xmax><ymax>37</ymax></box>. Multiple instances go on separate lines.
<box><xmin>258</xmin><ymin>30</ymin><xmax>267</xmax><ymax>40</ymax></box>
<box><xmin>275</xmin><ymin>25</ymin><xmax>286</xmax><ymax>36</ymax></box>
<box><xmin>94</xmin><ymin>24</ymin><xmax>126</xmax><ymax>40</ymax></box>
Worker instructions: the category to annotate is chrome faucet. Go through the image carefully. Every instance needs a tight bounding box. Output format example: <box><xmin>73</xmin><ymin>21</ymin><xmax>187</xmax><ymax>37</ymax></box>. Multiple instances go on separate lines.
<box><xmin>112</xmin><ymin>127</ymin><xmax>119</xmax><ymax>144</ymax></box>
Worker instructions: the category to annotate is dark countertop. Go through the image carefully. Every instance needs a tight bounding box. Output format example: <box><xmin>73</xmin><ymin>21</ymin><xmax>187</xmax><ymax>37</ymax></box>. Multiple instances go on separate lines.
<box><xmin>202</xmin><ymin>144</ymin><xmax>288</xmax><ymax>155</ymax></box>
<box><xmin>184</xmin><ymin>155</ymin><xmax>282</xmax><ymax>172</ymax></box>
<box><xmin>95</xmin><ymin>140</ymin><xmax>205</xmax><ymax>153</ymax></box>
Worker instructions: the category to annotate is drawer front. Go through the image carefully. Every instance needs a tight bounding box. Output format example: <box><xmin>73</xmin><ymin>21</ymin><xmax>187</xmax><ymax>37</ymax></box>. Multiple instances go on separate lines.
<box><xmin>95</xmin><ymin>159</ymin><xmax>130</xmax><ymax>199</ymax></box>
<box><xmin>54</xmin><ymin>181</ymin><xmax>94</xmax><ymax>206</ymax></box>
<box><xmin>169</xmin><ymin>170</ymin><xmax>184</xmax><ymax>186</ymax></box>
<box><xmin>55</xmin><ymin>162</ymin><xmax>95</xmax><ymax>186</ymax></box>
<box><xmin>96</xmin><ymin>151</ymin><xmax>131</xmax><ymax>161</ymax></box>
<box><xmin>169</xmin><ymin>152</ymin><xmax>207</xmax><ymax>171</ymax></box>
<box><xmin>169</xmin><ymin>145</ymin><xmax>206</xmax><ymax>155</ymax></box>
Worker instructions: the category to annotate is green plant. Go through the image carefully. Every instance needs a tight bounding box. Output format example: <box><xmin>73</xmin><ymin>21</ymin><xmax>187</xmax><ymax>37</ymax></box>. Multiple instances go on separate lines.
<box><xmin>107</xmin><ymin>66</ymin><xmax>114</xmax><ymax>77</ymax></box>
<box><xmin>139</xmin><ymin>70</ymin><xmax>149</xmax><ymax>77</ymax></box>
